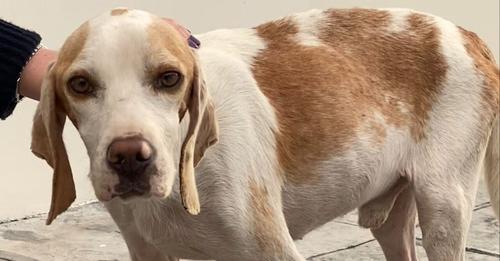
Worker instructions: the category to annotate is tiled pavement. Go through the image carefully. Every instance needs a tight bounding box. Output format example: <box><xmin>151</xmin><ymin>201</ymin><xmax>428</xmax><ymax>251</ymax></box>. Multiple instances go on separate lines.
<box><xmin>1</xmin><ymin>181</ymin><xmax>498</xmax><ymax>261</ymax></box>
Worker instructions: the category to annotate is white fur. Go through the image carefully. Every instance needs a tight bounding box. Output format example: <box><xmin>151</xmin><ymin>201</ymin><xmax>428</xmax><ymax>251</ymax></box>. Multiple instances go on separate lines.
<box><xmin>292</xmin><ymin>9</ymin><xmax>326</xmax><ymax>47</ymax></box>
<box><xmin>381</xmin><ymin>8</ymin><xmax>413</xmax><ymax>33</ymax></box>
<box><xmin>403</xmin><ymin>15</ymin><xmax>491</xmax><ymax>260</ymax></box>
<box><xmin>70</xmin><ymin>11</ymin><xmax>179</xmax><ymax>201</ymax></box>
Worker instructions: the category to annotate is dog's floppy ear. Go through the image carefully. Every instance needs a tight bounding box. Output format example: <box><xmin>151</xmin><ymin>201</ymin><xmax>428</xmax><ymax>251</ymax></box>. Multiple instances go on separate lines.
<box><xmin>179</xmin><ymin>56</ymin><xmax>219</xmax><ymax>215</ymax></box>
<box><xmin>31</xmin><ymin>68</ymin><xmax>76</xmax><ymax>225</ymax></box>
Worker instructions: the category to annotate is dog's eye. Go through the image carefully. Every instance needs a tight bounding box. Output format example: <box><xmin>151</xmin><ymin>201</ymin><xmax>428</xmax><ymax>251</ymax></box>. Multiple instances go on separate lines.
<box><xmin>69</xmin><ymin>76</ymin><xmax>93</xmax><ymax>94</ymax></box>
<box><xmin>157</xmin><ymin>71</ymin><xmax>181</xmax><ymax>89</ymax></box>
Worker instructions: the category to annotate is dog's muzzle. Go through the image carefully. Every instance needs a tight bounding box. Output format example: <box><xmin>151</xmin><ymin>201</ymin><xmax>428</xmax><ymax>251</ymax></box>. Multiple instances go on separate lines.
<box><xmin>106</xmin><ymin>135</ymin><xmax>156</xmax><ymax>198</ymax></box>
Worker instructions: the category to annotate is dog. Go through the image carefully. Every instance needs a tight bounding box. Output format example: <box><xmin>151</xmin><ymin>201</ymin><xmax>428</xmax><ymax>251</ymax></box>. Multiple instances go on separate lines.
<box><xmin>31</xmin><ymin>7</ymin><xmax>499</xmax><ymax>261</ymax></box>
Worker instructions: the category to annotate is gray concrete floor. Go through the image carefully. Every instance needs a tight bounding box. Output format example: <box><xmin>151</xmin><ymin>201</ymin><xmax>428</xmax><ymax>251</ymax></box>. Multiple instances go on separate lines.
<box><xmin>1</xmin><ymin>181</ymin><xmax>498</xmax><ymax>261</ymax></box>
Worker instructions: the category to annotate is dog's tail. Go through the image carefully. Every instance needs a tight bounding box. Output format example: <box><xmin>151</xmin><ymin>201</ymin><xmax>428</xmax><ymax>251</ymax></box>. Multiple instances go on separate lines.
<box><xmin>485</xmin><ymin>115</ymin><xmax>499</xmax><ymax>218</ymax></box>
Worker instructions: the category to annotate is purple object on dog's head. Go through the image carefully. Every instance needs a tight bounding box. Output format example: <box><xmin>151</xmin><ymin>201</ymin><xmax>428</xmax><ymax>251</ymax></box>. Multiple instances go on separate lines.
<box><xmin>188</xmin><ymin>35</ymin><xmax>200</xmax><ymax>49</ymax></box>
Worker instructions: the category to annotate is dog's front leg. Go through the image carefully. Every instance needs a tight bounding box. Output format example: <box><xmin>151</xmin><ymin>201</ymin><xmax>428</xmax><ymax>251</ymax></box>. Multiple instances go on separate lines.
<box><xmin>104</xmin><ymin>200</ymin><xmax>178</xmax><ymax>261</ymax></box>
<box><xmin>239</xmin><ymin>180</ymin><xmax>305</xmax><ymax>261</ymax></box>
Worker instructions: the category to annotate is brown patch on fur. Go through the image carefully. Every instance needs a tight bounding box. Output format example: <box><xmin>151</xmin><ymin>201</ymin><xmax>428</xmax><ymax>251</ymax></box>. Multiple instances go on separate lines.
<box><xmin>147</xmin><ymin>19</ymin><xmax>194</xmax><ymax>67</ymax></box>
<box><xmin>148</xmin><ymin>19</ymin><xmax>219</xmax><ymax>214</ymax></box>
<box><xmin>52</xmin><ymin>22</ymin><xmax>89</xmax><ymax>84</ymax></box>
<box><xmin>147</xmin><ymin>19</ymin><xmax>197</xmax><ymax>124</ymax></box>
<box><xmin>459</xmin><ymin>27</ymin><xmax>500</xmax><ymax>123</ymax></box>
<box><xmin>248</xmin><ymin>179</ymin><xmax>283</xmax><ymax>255</ymax></box>
<box><xmin>51</xmin><ymin>22</ymin><xmax>90</xmax><ymax>126</ymax></box>
<box><xmin>252</xmin><ymin>9</ymin><xmax>446</xmax><ymax>184</ymax></box>
<box><xmin>146</xmin><ymin>19</ymin><xmax>195</xmax><ymax>102</ymax></box>
<box><xmin>110</xmin><ymin>8</ymin><xmax>128</xmax><ymax>16</ymax></box>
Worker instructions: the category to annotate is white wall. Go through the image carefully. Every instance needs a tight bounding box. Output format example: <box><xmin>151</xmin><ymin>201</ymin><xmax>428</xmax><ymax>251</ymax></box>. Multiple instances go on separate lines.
<box><xmin>0</xmin><ymin>0</ymin><xmax>498</xmax><ymax>220</ymax></box>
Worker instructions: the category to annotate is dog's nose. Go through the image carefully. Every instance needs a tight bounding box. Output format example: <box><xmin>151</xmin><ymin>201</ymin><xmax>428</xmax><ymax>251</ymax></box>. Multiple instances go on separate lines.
<box><xmin>107</xmin><ymin>136</ymin><xmax>154</xmax><ymax>176</ymax></box>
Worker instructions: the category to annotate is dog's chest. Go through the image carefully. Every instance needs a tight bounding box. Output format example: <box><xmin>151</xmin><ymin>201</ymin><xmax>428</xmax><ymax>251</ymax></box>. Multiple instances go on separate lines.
<box><xmin>131</xmin><ymin>206</ymin><xmax>215</xmax><ymax>259</ymax></box>
<box><xmin>130</xmin><ymin>198</ymin><xmax>251</xmax><ymax>260</ymax></box>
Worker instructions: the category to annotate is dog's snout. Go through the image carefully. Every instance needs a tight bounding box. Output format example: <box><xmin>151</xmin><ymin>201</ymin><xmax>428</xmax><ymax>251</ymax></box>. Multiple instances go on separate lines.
<box><xmin>107</xmin><ymin>136</ymin><xmax>154</xmax><ymax>176</ymax></box>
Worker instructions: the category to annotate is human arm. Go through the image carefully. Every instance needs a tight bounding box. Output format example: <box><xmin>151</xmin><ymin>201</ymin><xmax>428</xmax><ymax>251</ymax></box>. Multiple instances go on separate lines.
<box><xmin>0</xmin><ymin>19</ymin><xmax>43</xmax><ymax>119</ymax></box>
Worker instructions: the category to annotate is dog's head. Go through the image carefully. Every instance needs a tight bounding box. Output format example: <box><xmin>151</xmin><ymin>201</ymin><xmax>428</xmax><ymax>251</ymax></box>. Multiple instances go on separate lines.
<box><xmin>31</xmin><ymin>8</ymin><xmax>218</xmax><ymax>224</ymax></box>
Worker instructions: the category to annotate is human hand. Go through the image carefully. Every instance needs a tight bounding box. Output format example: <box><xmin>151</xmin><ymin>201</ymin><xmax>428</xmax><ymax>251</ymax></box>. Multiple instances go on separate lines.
<box><xmin>18</xmin><ymin>47</ymin><xmax>57</xmax><ymax>101</ymax></box>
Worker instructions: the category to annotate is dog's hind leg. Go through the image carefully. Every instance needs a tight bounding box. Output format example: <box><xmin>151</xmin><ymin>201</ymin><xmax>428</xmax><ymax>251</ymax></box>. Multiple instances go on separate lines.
<box><xmin>411</xmin><ymin>145</ymin><xmax>484</xmax><ymax>261</ymax></box>
<box><xmin>413</xmin><ymin>165</ymin><xmax>479</xmax><ymax>261</ymax></box>
<box><xmin>369</xmin><ymin>184</ymin><xmax>418</xmax><ymax>261</ymax></box>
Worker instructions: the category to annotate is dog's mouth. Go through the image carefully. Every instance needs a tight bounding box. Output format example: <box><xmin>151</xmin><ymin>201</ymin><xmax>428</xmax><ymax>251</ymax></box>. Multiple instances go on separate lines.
<box><xmin>112</xmin><ymin>179</ymin><xmax>151</xmax><ymax>199</ymax></box>
<box><xmin>113</xmin><ymin>188</ymin><xmax>149</xmax><ymax>199</ymax></box>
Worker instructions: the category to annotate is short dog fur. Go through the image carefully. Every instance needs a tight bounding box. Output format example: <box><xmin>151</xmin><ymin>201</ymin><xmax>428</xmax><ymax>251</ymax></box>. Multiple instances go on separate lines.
<box><xmin>31</xmin><ymin>7</ymin><xmax>499</xmax><ymax>261</ymax></box>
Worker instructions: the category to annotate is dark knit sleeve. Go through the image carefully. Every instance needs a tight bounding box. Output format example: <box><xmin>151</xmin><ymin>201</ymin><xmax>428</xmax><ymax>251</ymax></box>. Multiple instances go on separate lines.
<box><xmin>0</xmin><ymin>19</ymin><xmax>41</xmax><ymax>120</ymax></box>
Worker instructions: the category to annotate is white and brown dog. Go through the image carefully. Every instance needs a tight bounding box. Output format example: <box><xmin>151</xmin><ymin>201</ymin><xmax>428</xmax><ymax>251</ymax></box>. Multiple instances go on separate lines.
<box><xmin>31</xmin><ymin>7</ymin><xmax>499</xmax><ymax>261</ymax></box>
